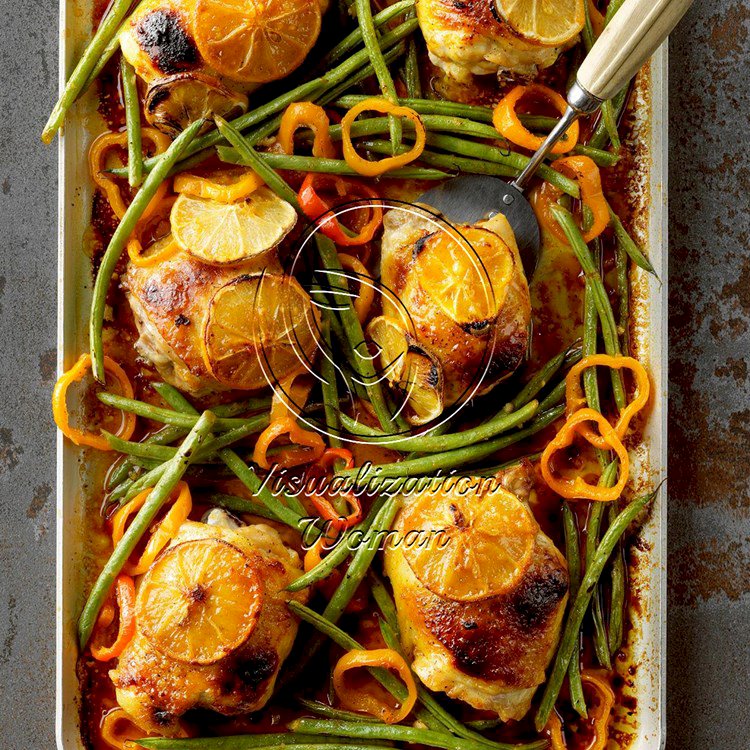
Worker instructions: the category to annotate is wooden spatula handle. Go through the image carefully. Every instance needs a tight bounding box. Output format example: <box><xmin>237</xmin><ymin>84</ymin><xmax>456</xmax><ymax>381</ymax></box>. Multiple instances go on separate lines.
<box><xmin>577</xmin><ymin>0</ymin><xmax>693</xmax><ymax>102</ymax></box>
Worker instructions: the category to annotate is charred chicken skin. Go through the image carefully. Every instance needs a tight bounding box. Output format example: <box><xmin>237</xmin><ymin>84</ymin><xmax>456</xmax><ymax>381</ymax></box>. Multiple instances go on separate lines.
<box><xmin>384</xmin><ymin>465</ymin><xmax>568</xmax><ymax>720</ymax></box>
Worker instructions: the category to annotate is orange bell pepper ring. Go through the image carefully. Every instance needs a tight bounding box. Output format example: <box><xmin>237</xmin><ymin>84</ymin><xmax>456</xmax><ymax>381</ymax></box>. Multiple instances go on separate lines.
<box><xmin>88</xmin><ymin>128</ymin><xmax>171</xmax><ymax>221</ymax></box>
<box><xmin>493</xmin><ymin>84</ymin><xmax>579</xmax><ymax>155</ymax></box>
<box><xmin>298</xmin><ymin>172</ymin><xmax>383</xmax><ymax>247</ymax></box>
<box><xmin>126</xmin><ymin>195</ymin><xmax>181</xmax><ymax>268</ymax></box>
<box><xmin>278</xmin><ymin>102</ymin><xmax>337</xmax><ymax>159</ymax></box>
<box><xmin>582</xmin><ymin>670</ymin><xmax>616</xmax><ymax>750</ymax></box>
<box><xmin>532</xmin><ymin>155</ymin><xmax>609</xmax><ymax>244</ymax></box>
<box><xmin>566</xmin><ymin>354</ymin><xmax>651</xmax><ymax>448</ymax></box>
<box><xmin>91</xmin><ymin>574</ymin><xmax>136</xmax><ymax>661</ymax></box>
<box><xmin>111</xmin><ymin>482</ymin><xmax>192</xmax><ymax>575</ymax></box>
<box><xmin>341</xmin><ymin>98</ymin><xmax>426</xmax><ymax>177</ymax></box>
<box><xmin>541</xmin><ymin>408</ymin><xmax>629</xmax><ymax>501</ymax></box>
<box><xmin>333</xmin><ymin>648</ymin><xmax>418</xmax><ymax>724</ymax></box>
<box><xmin>52</xmin><ymin>354</ymin><xmax>136</xmax><ymax>450</ymax></box>
<box><xmin>253</xmin><ymin>416</ymin><xmax>326</xmax><ymax>469</ymax></box>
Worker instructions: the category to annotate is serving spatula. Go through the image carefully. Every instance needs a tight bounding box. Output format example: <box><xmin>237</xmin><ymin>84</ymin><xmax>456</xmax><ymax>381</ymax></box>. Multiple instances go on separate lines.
<box><xmin>419</xmin><ymin>0</ymin><xmax>693</xmax><ymax>275</ymax></box>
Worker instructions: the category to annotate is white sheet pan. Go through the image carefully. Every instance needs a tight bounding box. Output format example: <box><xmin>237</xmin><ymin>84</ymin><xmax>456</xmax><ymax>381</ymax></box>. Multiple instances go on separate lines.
<box><xmin>54</xmin><ymin>2</ymin><xmax>669</xmax><ymax>746</ymax></box>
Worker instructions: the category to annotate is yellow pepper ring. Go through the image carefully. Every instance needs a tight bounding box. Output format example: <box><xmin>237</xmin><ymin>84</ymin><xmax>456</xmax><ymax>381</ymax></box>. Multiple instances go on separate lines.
<box><xmin>540</xmin><ymin>408</ymin><xmax>629</xmax><ymax>502</ymax></box>
<box><xmin>52</xmin><ymin>354</ymin><xmax>136</xmax><ymax>451</ymax></box>
<box><xmin>341</xmin><ymin>98</ymin><xmax>426</xmax><ymax>177</ymax></box>
<box><xmin>332</xmin><ymin>647</ymin><xmax>418</xmax><ymax>724</ymax></box>
<box><xmin>565</xmin><ymin>354</ymin><xmax>651</xmax><ymax>449</ymax></box>
<box><xmin>111</xmin><ymin>482</ymin><xmax>193</xmax><ymax>576</ymax></box>
<box><xmin>278</xmin><ymin>101</ymin><xmax>337</xmax><ymax>159</ymax></box>
<box><xmin>88</xmin><ymin>128</ymin><xmax>171</xmax><ymax>221</ymax></box>
<box><xmin>581</xmin><ymin>670</ymin><xmax>616</xmax><ymax>750</ymax></box>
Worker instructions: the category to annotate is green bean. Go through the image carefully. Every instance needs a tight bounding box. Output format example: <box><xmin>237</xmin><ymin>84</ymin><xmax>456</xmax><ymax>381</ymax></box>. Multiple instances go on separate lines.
<box><xmin>290</xmin><ymin>719</ymin><xmax>546</xmax><ymax>750</ymax></box>
<box><xmin>78</xmin><ymin>411</ymin><xmax>216</xmax><ymax>646</ymax></box>
<box><xmin>286</xmin><ymin>497</ymin><xmax>387</xmax><ymax>592</ymax></box>
<box><xmin>466</xmin><ymin>718</ymin><xmax>503</xmax><ymax>731</ymax></box>
<box><xmin>424</xmin><ymin>133</ymin><xmax>579</xmax><ymax>197</ymax></box>
<box><xmin>335</xmin><ymin>95</ymin><xmax>494</xmax><ymax>122</ymax></box>
<box><xmin>506</xmin><ymin>345</ymin><xmax>582</xmax><ymax>413</ymax></box>
<box><xmin>588</xmin><ymin>464</ymin><xmax>618</xmax><ymax>669</ymax></box>
<box><xmin>404</xmin><ymin>38</ymin><xmax>422</xmax><ymax>98</ymax></box>
<box><xmin>340</xmin><ymin>400</ymin><xmax>539</xmax><ymax>453</ymax></box>
<box><xmin>137</xmin><ymin>739</ymin><xmax>384</xmax><ymax>749</ymax></box>
<box><xmin>89</xmin><ymin>119</ymin><xmax>203</xmax><ymax>382</ymax></box>
<box><xmin>320</xmin><ymin>0</ymin><xmax>415</xmax><ymax>68</ymax></box>
<box><xmin>550</xmin><ymin>205</ymin><xmax>625</xmax><ymax>409</ymax></box>
<box><xmin>369</xmin><ymin>571</ymin><xmax>400</xmax><ymax>634</ymax></box>
<box><xmin>336</xmin><ymin>404</ymin><xmax>565</xmax><ymax>484</ymax></box>
<box><xmin>158</xmin><ymin>379</ymin><xmax>311</xmax><ymax>525</ymax></box>
<box><xmin>207</xmin><ymin>493</ymin><xmax>282</xmax><ymax>523</ymax></box>
<box><xmin>538</xmin><ymin>380</ymin><xmax>567</xmax><ymax>412</ymax></box>
<box><xmin>320</xmin><ymin>316</ymin><xmax>343</xmax><ymax>449</ymax></box>
<box><xmin>42</xmin><ymin>0</ymin><xmax>134</xmax><ymax>143</ymax></box>
<box><xmin>535</xmin><ymin>486</ymin><xmax>658</xmax><ymax>731</ymax></box>
<box><xmin>216</xmin><ymin>147</ymin><xmax>447</xmax><ymax>180</ymax></box>
<box><xmin>562</xmin><ymin>503</ymin><xmax>587</xmax><ymax>718</ymax></box>
<box><xmin>608</xmin><ymin>502</ymin><xmax>627</xmax><ymax>656</ymax></box>
<box><xmin>296</xmin><ymin>699</ymin><xmax>371</xmax><ymax>723</ymax></box>
<box><xmin>98</xmin><ymin>392</ymin><xmax>267</xmax><ymax>432</ymax></box>
<box><xmin>609</xmin><ymin>206</ymin><xmax>657</xmax><ymax>276</ymax></box>
<box><xmin>615</xmin><ymin>242</ymin><xmax>630</xmax><ymax>356</ymax></box>
<box><xmin>582</xmin><ymin>271</ymin><xmax>608</xmax><ymax>469</ymax></box>
<box><xmin>360</xmin><ymin>139</ymin><xmax>517</xmax><ymax>178</ymax></box>
<box><xmin>79</xmin><ymin>31</ymin><xmax>120</xmax><ymax>95</ymax></box>
<box><xmin>326</xmin><ymin>114</ymin><xmax>501</xmax><ymax>142</ymax></box>
<box><xmin>354</xmin><ymin>0</ymin><xmax>402</xmax><ymax>148</ymax></box>
<box><xmin>589</xmin><ymin>87</ymin><xmax>628</xmax><ymax>151</ymax></box>
<box><xmin>152</xmin><ymin>382</ymin><xmax>194</xmax><ymax>412</ymax></box>
<box><xmin>138</xmin><ymin>19</ymin><xmax>419</xmax><ymax>174</ymax></box>
<box><xmin>120</xmin><ymin>57</ymin><xmax>143</xmax><ymax>187</ymax></box>
<box><xmin>324</xmin><ymin>496</ymin><xmax>401</xmax><ymax>624</ymax></box>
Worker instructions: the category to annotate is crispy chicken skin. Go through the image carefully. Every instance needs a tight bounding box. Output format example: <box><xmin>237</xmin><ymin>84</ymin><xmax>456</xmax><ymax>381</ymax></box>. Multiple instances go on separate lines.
<box><xmin>379</xmin><ymin>208</ymin><xmax>531</xmax><ymax>407</ymax></box>
<box><xmin>111</xmin><ymin>518</ymin><xmax>308</xmax><ymax>736</ymax></box>
<box><xmin>383</xmin><ymin>465</ymin><xmax>568</xmax><ymax>720</ymax></box>
<box><xmin>416</xmin><ymin>0</ymin><xmax>572</xmax><ymax>82</ymax></box>
<box><xmin>119</xmin><ymin>0</ymin><xmax>250</xmax><ymax>134</ymax></box>
<box><xmin>123</xmin><ymin>249</ymin><xmax>280</xmax><ymax>394</ymax></box>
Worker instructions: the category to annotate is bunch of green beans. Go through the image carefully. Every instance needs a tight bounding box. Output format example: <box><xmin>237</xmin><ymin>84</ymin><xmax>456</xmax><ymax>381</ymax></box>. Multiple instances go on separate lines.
<box><xmin>535</xmin><ymin>486</ymin><xmax>659</xmax><ymax>731</ymax></box>
<box><xmin>78</xmin><ymin>412</ymin><xmax>216</xmax><ymax>646</ymax></box>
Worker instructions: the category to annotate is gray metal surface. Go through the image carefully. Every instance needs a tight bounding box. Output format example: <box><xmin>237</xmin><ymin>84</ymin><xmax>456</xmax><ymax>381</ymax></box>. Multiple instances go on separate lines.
<box><xmin>0</xmin><ymin>1</ymin><xmax>747</xmax><ymax>748</ymax></box>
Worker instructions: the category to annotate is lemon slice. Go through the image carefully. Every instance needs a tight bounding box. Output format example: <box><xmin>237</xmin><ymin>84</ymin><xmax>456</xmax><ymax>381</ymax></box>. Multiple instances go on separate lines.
<box><xmin>495</xmin><ymin>0</ymin><xmax>585</xmax><ymax>47</ymax></box>
<box><xmin>193</xmin><ymin>0</ymin><xmax>322</xmax><ymax>84</ymax></box>
<box><xmin>201</xmin><ymin>272</ymin><xmax>320</xmax><ymax>390</ymax></box>
<box><xmin>415</xmin><ymin>227</ymin><xmax>515</xmax><ymax>327</ymax></box>
<box><xmin>144</xmin><ymin>73</ymin><xmax>248</xmax><ymax>137</ymax></box>
<box><xmin>368</xmin><ymin>316</ymin><xmax>444</xmax><ymax>425</ymax></box>
<box><xmin>171</xmin><ymin>188</ymin><xmax>297</xmax><ymax>265</ymax></box>
<box><xmin>400</xmin><ymin>481</ymin><xmax>536</xmax><ymax>601</ymax></box>
<box><xmin>136</xmin><ymin>538</ymin><xmax>263</xmax><ymax>664</ymax></box>
<box><xmin>174</xmin><ymin>167</ymin><xmax>265</xmax><ymax>204</ymax></box>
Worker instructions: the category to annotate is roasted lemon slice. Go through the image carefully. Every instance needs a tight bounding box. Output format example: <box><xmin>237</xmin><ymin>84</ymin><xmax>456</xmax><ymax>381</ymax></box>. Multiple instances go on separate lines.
<box><xmin>174</xmin><ymin>167</ymin><xmax>265</xmax><ymax>204</ymax></box>
<box><xmin>495</xmin><ymin>0</ymin><xmax>585</xmax><ymax>47</ymax></box>
<box><xmin>202</xmin><ymin>272</ymin><xmax>319</xmax><ymax>390</ymax></box>
<box><xmin>368</xmin><ymin>316</ymin><xmax>444</xmax><ymax>425</ymax></box>
<box><xmin>415</xmin><ymin>227</ymin><xmax>515</xmax><ymax>328</ymax></box>
<box><xmin>193</xmin><ymin>0</ymin><xmax>322</xmax><ymax>84</ymax></box>
<box><xmin>171</xmin><ymin>188</ymin><xmax>297</xmax><ymax>265</ymax></box>
<box><xmin>136</xmin><ymin>538</ymin><xmax>263</xmax><ymax>664</ymax></box>
<box><xmin>400</xmin><ymin>482</ymin><xmax>536</xmax><ymax>601</ymax></box>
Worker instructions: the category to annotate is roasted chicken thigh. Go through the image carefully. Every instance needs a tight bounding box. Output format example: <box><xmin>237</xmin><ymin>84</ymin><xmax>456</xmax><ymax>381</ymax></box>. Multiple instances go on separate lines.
<box><xmin>417</xmin><ymin>0</ymin><xmax>579</xmax><ymax>82</ymax></box>
<box><xmin>384</xmin><ymin>467</ymin><xmax>568</xmax><ymax>720</ymax></box>
<box><xmin>111</xmin><ymin>514</ymin><xmax>308</xmax><ymax>736</ymax></box>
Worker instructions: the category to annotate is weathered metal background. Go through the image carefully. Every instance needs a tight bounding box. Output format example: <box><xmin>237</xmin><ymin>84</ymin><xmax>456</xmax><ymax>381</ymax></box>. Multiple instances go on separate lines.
<box><xmin>0</xmin><ymin>0</ymin><xmax>747</xmax><ymax>747</ymax></box>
